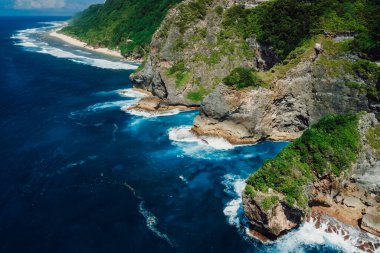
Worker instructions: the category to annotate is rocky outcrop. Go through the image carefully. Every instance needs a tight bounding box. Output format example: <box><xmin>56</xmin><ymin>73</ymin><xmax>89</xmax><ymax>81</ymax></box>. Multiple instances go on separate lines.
<box><xmin>130</xmin><ymin>0</ymin><xmax>278</xmax><ymax>107</ymax></box>
<box><xmin>193</xmin><ymin>47</ymin><xmax>378</xmax><ymax>143</ymax></box>
<box><xmin>242</xmin><ymin>113</ymin><xmax>380</xmax><ymax>239</ymax></box>
<box><xmin>242</xmin><ymin>191</ymin><xmax>304</xmax><ymax>239</ymax></box>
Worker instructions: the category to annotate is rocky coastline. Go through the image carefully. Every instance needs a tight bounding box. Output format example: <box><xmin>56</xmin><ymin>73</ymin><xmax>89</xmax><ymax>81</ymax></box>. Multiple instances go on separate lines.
<box><xmin>242</xmin><ymin>113</ymin><xmax>380</xmax><ymax>249</ymax></box>
<box><xmin>126</xmin><ymin>0</ymin><xmax>380</xmax><ymax>245</ymax></box>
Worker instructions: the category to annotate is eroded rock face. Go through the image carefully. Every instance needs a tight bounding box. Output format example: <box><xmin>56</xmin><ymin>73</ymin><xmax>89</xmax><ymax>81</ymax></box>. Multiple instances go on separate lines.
<box><xmin>194</xmin><ymin>54</ymin><xmax>376</xmax><ymax>143</ymax></box>
<box><xmin>242</xmin><ymin>192</ymin><xmax>304</xmax><ymax>239</ymax></box>
<box><xmin>242</xmin><ymin>113</ymin><xmax>380</xmax><ymax>239</ymax></box>
<box><xmin>130</xmin><ymin>0</ymin><xmax>278</xmax><ymax>106</ymax></box>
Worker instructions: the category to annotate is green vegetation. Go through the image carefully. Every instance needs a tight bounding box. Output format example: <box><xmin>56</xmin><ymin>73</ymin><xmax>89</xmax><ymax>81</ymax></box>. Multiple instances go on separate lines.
<box><xmin>352</xmin><ymin>59</ymin><xmax>380</xmax><ymax>84</ymax></box>
<box><xmin>166</xmin><ymin>61</ymin><xmax>191</xmax><ymax>86</ymax></box>
<box><xmin>366</xmin><ymin>124</ymin><xmax>380</xmax><ymax>155</ymax></box>
<box><xmin>345</xmin><ymin>82</ymin><xmax>378</xmax><ymax>97</ymax></box>
<box><xmin>261</xmin><ymin>196</ymin><xmax>280</xmax><ymax>211</ymax></box>
<box><xmin>175</xmin><ymin>0</ymin><xmax>212</xmax><ymax>33</ymax></box>
<box><xmin>61</xmin><ymin>0</ymin><xmax>182</xmax><ymax>57</ymax></box>
<box><xmin>246</xmin><ymin>114</ymin><xmax>360</xmax><ymax>207</ymax></box>
<box><xmin>222</xmin><ymin>0</ymin><xmax>380</xmax><ymax>60</ymax></box>
<box><xmin>223</xmin><ymin>67</ymin><xmax>264</xmax><ymax>89</ymax></box>
<box><xmin>245</xmin><ymin>185</ymin><xmax>256</xmax><ymax>198</ymax></box>
<box><xmin>187</xmin><ymin>86</ymin><xmax>208</xmax><ymax>101</ymax></box>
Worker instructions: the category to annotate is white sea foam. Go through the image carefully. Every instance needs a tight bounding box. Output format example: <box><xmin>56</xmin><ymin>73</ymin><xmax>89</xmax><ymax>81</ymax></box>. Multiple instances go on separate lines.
<box><xmin>123</xmin><ymin>183</ymin><xmax>174</xmax><ymax>247</ymax></box>
<box><xmin>117</xmin><ymin>89</ymin><xmax>148</xmax><ymax>98</ymax></box>
<box><xmin>222</xmin><ymin>174</ymin><xmax>246</xmax><ymax>228</ymax></box>
<box><xmin>221</xmin><ymin>174</ymin><xmax>380</xmax><ymax>253</ymax></box>
<box><xmin>126</xmin><ymin>108</ymin><xmax>183</xmax><ymax>118</ymax></box>
<box><xmin>273</xmin><ymin>217</ymin><xmax>380</xmax><ymax>253</ymax></box>
<box><xmin>12</xmin><ymin>23</ymin><xmax>138</xmax><ymax>70</ymax></box>
<box><xmin>138</xmin><ymin>201</ymin><xmax>174</xmax><ymax>247</ymax></box>
<box><xmin>69</xmin><ymin>99</ymin><xmax>138</xmax><ymax>118</ymax></box>
<box><xmin>179</xmin><ymin>175</ymin><xmax>188</xmax><ymax>184</ymax></box>
<box><xmin>168</xmin><ymin>126</ymin><xmax>235</xmax><ymax>150</ymax></box>
<box><xmin>86</xmin><ymin>100</ymin><xmax>138</xmax><ymax>112</ymax></box>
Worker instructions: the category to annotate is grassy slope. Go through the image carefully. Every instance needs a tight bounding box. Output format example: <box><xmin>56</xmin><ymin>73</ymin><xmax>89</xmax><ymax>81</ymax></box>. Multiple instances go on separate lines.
<box><xmin>246</xmin><ymin>114</ymin><xmax>361</xmax><ymax>207</ymax></box>
<box><xmin>61</xmin><ymin>0</ymin><xmax>182</xmax><ymax>57</ymax></box>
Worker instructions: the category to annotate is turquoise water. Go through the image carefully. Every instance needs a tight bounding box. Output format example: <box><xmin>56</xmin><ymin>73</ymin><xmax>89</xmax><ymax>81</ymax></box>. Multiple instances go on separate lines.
<box><xmin>0</xmin><ymin>17</ymin><xmax>363</xmax><ymax>252</ymax></box>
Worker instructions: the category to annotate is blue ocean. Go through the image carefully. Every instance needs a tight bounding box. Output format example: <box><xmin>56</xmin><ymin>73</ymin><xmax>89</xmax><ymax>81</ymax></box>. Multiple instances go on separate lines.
<box><xmin>0</xmin><ymin>17</ymin><xmax>370</xmax><ymax>252</ymax></box>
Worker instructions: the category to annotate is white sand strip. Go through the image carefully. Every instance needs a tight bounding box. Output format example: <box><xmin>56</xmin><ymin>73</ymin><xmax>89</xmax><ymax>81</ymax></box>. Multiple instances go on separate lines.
<box><xmin>49</xmin><ymin>29</ymin><xmax>124</xmax><ymax>58</ymax></box>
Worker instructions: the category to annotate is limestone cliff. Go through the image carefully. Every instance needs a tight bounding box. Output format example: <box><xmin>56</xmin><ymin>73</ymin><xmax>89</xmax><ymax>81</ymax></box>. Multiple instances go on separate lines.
<box><xmin>130</xmin><ymin>0</ymin><xmax>276</xmax><ymax>108</ymax></box>
<box><xmin>193</xmin><ymin>41</ymin><xmax>380</xmax><ymax>143</ymax></box>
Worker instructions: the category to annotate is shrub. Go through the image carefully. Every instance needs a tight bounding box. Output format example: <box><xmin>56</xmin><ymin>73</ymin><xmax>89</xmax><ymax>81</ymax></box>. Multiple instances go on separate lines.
<box><xmin>352</xmin><ymin>59</ymin><xmax>380</xmax><ymax>84</ymax></box>
<box><xmin>223</xmin><ymin>67</ymin><xmax>264</xmax><ymax>89</ymax></box>
<box><xmin>261</xmin><ymin>196</ymin><xmax>279</xmax><ymax>211</ymax></box>
<box><xmin>246</xmin><ymin>113</ymin><xmax>360</xmax><ymax>207</ymax></box>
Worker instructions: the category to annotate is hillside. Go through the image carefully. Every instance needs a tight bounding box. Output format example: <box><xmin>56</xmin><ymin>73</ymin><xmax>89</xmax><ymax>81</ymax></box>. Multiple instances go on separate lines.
<box><xmin>243</xmin><ymin>112</ymin><xmax>380</xmax><ymax>241</ymax></box>
<box><xmin>60</xmin><ymin>0</ymin><xmax>182</xmax><ymax>58</ymax></box>
<box><xmin>131</xmin><ymin>0</ymin><xmax>379</xmax><ymax>108</ymax></box>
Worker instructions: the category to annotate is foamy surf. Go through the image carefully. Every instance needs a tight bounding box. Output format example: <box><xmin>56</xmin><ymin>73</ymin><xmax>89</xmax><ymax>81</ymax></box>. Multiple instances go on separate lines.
<box><xmin>222</xmin><ymin>174</ymin><xmax>246</xmax><ymax>228</ymax></box>
<box><xmin>221</xmin><ymin>175</ymin><xmax>380</xmax><ymax>253</ymax></box>
<box><xmin>125</xmin><ymin>108</ymin><xmax>183</xmax><ymax>118</ymax></box>
<box><xmin>272</xmin><ymin>215</ymin><xmax>380</xmax><ymax>253</ymax></box>
<box><xmin>117</xmin><ymin>89</ymin><xmax>148</xmax><ymax>98</ymax></box>
<box><xmin>69</xmin><ymin>99</ymin><xmax>138</xmax><ymax>118</ymax></box>
<box><xmin>12</xmin><ymin>22</ymin><xmax>138</xmax><ymax>70</ymax></box>
<box><xmin>168</xmin><ymin>126</ymin><xmax>235</xmax><ymax>150</ymax></box>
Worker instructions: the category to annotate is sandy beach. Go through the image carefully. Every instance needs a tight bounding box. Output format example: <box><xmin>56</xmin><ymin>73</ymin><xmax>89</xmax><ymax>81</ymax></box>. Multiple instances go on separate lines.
<box><xmin>49</xmin><ymin>28</ymin><xmax>124</xmax><ymax>58</ymax></box>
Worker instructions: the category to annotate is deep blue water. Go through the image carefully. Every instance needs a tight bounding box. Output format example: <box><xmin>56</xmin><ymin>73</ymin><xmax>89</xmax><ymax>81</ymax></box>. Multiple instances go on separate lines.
<box><xmin>0</xmin><ymin>17</ymin><xmax>351</xmax><ymax>253</ymax></box>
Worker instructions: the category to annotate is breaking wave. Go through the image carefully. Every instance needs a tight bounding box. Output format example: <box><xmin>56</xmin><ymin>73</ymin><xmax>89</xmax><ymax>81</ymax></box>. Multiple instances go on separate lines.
<box><xmin>222</xmin><ymin>174</ymin><xmax>246</xmax><ymax>228</ymax></box>
<box><xmin>12</xmin><ymin>22</ymin><xmax>138</xmax><ymax>70</ymax></box>
<box><xmin>168</xmin><ymin>126</ymin><xmax>235</xmax><ymax>150</ymax></box>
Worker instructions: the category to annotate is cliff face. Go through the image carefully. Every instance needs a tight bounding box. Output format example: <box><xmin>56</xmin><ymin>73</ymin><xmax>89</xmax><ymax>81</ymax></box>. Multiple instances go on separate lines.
<box><xmin>131</xmin><ymin>0</ymin><xmax>277</xmax><ymax>107</ymax></box>
<box><xmin>193</xmin><ymin>45</ymin><xmax>380</xmax><ymax>143</ymax></box>
<box><xmin>131</xmin><ymin>0</ymin><xmax>380</xmax><ymax>137</ymax></box>
<box><xmin>242</xmin><ymin>113</ymin><xmax>380</xmax><ymax>239</ymax></box>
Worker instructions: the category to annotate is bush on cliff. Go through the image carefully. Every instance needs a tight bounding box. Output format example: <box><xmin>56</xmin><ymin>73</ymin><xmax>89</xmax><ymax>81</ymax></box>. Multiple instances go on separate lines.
<box><xmin>223</xmin><ymin>67</ymin><xmax>264</xmax><ymax>89</ymax></box>
<box><xmin>246</xmin><ymin>114</ymin><xmax>360</xmax><ymax>207</ymax></box>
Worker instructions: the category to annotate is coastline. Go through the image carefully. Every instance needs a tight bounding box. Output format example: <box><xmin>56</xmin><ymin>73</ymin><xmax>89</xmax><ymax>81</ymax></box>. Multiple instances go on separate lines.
<box><xmin>49</xmin><ymin>28</ymin><xmax>142</xmax><ymax>63</ymax></box>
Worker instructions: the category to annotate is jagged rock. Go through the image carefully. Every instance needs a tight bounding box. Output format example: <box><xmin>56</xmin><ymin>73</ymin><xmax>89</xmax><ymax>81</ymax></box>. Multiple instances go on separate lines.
<box><xmin>343</xmin><ymin>196</ymin><xmax>363</xmax><ymax>208</ymax></box>
<box><xmin>243</xmin><ymin>113</ymin><xmax>380</xmax><ymax>239</ymax></box>
<box><xmin>336</xmin><ymin>195</ymin><xmax>343</xmax><ymax>204</ymax></box>
<box><xmin>131</xmin><ymin>0</ymin><xmax>278</xmax><ymax>106</ymax></box>
<box><xmin>314</xmin><ymin>43</ymin><xmax>322</xmax><ymax>54</ymax></box>
<box><xmin>361</xmin><ymin>213</ymin><xmax>380</xmax><ymax>236</ymax></box>
<box><xmin>242</xmin><ymin>192</ymin><xmax>304</xmax><ymax>239</ymax></box>
<box><xmin>194</xmin><ymin>54</ymin><xmax>375</xmax><ymax>143</ymax></box>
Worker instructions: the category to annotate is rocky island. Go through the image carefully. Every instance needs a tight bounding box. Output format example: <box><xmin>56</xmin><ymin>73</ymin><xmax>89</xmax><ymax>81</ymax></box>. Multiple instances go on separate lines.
<box><xmin>63</xmin><ymin>0</ymin><xmax>380</xmax><ymax>248</ymax></box>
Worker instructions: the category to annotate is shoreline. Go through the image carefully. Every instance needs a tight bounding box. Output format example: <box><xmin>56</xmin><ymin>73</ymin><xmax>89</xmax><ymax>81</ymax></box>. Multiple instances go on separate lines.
<box><xmin>49</xmin><ymin>28</ymin><xmax>142</xmax><ymax>63</ymax></box>
<box><xmin>122</xmin><ymin>94</ymin><xmax>199</xmax><ymax>115</ymax></box>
